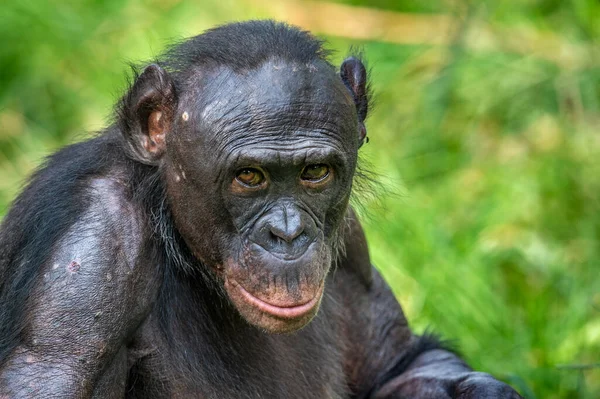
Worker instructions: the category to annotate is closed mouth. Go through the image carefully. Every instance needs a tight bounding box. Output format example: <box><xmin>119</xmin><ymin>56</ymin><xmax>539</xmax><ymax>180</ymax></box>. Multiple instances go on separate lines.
<box><xmin>249</xmin><ymin>240</ymin><xmax>318</xmax><ymax>262</ymax></box>
<box><xmin>233</xmin><ymin>281</ymin><xmax>324</xmax><ymax>319</ymax></box>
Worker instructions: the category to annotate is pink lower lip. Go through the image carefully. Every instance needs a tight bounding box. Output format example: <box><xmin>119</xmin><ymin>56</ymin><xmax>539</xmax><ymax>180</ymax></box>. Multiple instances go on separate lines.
<box><xmin>235</xmin><ymin>282</ymin><xmax>323</xmax><ymax>319</ymax></box>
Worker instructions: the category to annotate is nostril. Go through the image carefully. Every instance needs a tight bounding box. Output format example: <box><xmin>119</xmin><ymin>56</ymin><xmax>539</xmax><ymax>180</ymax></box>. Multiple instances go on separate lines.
<box><xmin>269</xmin><ymin>229</ymin><xmax>285</xmax><ymax>244</ymax></box>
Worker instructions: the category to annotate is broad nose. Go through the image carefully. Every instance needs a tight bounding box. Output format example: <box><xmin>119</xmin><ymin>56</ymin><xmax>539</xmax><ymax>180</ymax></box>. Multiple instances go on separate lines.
<box><xmin>252</xmin><ymin>205</ymin><xmax>315</xmax><ymax>257</ymax></box>
<box><xmin>269</xmin><ymin>208</ymin><xmax>304</xmax><ymax>243</ymax></box>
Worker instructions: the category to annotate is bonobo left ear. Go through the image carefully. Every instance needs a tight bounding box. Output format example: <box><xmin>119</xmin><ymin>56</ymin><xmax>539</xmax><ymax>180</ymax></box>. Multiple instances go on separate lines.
<box><xmin>340</xmin><ymin>57</ymin><xmax>369</xmax><ymax>148</ymax></box>
<box><xmin>118</xmin><ymin>63</ymin><xmax>177</xmax><ymax>164</ymax></box>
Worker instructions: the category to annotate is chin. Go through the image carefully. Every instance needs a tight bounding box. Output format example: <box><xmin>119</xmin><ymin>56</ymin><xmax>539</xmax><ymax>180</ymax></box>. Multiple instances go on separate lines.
<box><xmin>222</xmin><ymin>242</ymin><xmax>331</xmax><ymax>333</ymax></box>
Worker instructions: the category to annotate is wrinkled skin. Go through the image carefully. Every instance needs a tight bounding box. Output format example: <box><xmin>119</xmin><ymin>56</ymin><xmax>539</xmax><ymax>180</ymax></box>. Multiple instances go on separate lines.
<box><xmin>0</xmin><ymin>21</ymin><xmax>522</xmax><ymax>399</ymax></box>
<box><xmin>164</xmin><ymin>60</ymin><xmax>357</xmax><ymax>333</ymax></box>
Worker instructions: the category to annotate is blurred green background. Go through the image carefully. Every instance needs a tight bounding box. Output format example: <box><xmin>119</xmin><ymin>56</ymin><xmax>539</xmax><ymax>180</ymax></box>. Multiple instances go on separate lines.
<box><xmin>1</xmin><ymin>0</ymin><xmax>599</xmax><ymax>397</ymax></box>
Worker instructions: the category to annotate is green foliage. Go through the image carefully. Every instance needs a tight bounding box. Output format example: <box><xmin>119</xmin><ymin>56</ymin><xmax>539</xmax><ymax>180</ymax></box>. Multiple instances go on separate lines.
<box><xmin>1</xmin><ymin>1</ymin><xmax>598</xmax><ymax>397</ymax></box>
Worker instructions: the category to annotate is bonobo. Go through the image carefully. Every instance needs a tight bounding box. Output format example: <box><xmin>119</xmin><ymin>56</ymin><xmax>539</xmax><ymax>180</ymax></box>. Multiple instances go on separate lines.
<box><xmin>0</xmin><ymin>21</ymin><xmax>521</xmax><ymax>398</ymax></box>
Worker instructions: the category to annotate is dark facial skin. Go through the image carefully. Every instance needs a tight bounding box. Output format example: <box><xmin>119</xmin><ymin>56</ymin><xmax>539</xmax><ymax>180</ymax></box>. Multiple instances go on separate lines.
<box><xmin>0</xmin><ymin>21</ymin><xmax>522</xmax><ymax>398</ymax></box>
<box><xmin>161</xmin><ymin>60</ymin><xmax>359</xmax><ymax>332</ymax></box>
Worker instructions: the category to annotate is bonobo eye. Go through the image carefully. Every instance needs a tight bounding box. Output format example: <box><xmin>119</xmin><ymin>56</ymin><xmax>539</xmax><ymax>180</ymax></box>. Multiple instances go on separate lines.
<box><xmin>235</xmin><ymin>168</ymin><xmax>266</xmax><ymax>188</ymax></box>
<box><xmin>300</xmin><ymin>164</ymin><xmax>330</xmax><ymax>183</ymax></box>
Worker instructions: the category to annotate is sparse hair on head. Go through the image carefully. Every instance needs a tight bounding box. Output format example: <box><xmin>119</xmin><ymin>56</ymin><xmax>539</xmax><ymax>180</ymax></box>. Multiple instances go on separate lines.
<box><xmin>161</xmin><ymin>20</ymin><xmax>333</xmax><ymax>74</ymax></box>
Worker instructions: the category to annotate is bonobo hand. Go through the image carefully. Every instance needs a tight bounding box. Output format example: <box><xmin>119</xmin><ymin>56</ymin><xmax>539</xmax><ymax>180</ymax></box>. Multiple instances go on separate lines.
<box><xmin>453</xmin><ymin>372</ymin><xmax>523</xmax><ymax>399</ymax></box>
<box><xmin>374</xmin><ymin>373</ymin><xmax>522</xmax><ymax>399</ymax></box>
<box><xmin>371</xmin><ymin>350</ymin><xmax>523</xmax><ymax>399</ymax></box>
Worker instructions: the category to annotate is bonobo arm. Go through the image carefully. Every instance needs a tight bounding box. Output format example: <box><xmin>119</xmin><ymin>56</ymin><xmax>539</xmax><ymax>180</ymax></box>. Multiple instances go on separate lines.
<box><xmin>335</xmin><ymin>211</ymin><xmax>522</xmax><ymax>399</ymax></box>
<box><xmin>0</xmin><ymin>178</ymin><xmax>157</xmax><ymax>398</ymax></box>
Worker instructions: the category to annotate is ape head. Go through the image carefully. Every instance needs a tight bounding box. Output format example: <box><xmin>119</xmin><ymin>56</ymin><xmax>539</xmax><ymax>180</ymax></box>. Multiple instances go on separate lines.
<box><xmin>118</xmin><ymin>21</ymin><xmax>370</xmax><ymax>333</ymax></box>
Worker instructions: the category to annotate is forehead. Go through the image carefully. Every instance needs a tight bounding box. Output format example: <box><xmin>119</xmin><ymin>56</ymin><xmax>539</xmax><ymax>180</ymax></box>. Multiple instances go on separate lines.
<box><xmin>183</xmin><ymin>59</ymin><xmax>358</xmax><ymax>151</ymax></box>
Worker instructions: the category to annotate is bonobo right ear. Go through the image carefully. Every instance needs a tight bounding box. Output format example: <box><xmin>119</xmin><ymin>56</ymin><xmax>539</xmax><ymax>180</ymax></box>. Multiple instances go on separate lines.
<box><xmin>118</xmin><ymin>64</ymin><xmax>177</xmax><ymax>164</ymax></box>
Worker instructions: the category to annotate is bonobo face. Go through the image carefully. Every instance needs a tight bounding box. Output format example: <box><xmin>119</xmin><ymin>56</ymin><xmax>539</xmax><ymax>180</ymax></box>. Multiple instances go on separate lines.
<box><xmin>163</xmin><ymin>60</ymin><xmax>360</xmax><ymax>333</ymax></box>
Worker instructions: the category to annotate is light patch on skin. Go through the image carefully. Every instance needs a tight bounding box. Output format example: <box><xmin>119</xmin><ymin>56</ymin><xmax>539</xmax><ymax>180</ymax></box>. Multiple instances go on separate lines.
<box><xmin>201</xmin><ymin>99</ymin><xmax>230</xmax><ymax>120</ymax></box>
<box><xmin>174</xmin><ymin>174</ymin><xmax>181</xmax><ymax>183</ymax></box>
<box><xmin>182</xmin><ymin>111</ymin><xmax>189</xmax><ymax>121</ymax></box>
<box><xmin>52</xmin><ymin>263</ymin><xmax>59</xmax><ymax>270</ymax></box>
<box><xmin>306</xmin><ymin>63</ymin><xmax>317</xmax><ymax>72</ymax></box>
<box><xmin>178</xmin><ymin>164</ymin><xmax>187</xmax><ymax>180</ymax></box>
